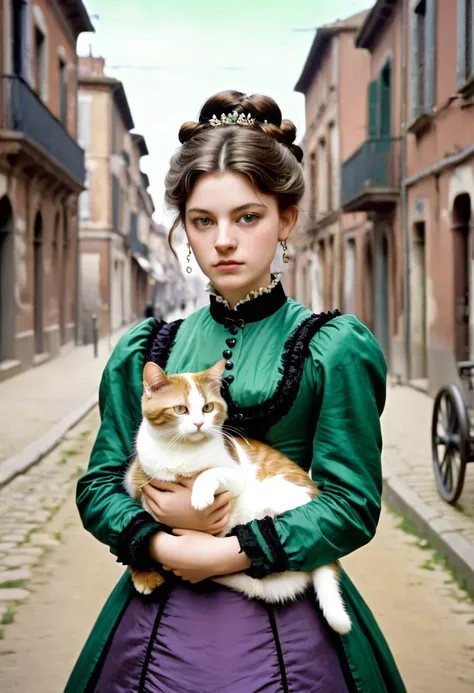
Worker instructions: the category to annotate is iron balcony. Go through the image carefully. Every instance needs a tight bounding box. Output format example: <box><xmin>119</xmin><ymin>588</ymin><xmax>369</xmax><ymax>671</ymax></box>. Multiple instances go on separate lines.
<box><xmin>2</xmin><ymin>74</ymin><xmax>85</xmax><ymax>188</ymax></box>
<box><xmin>341</xmin><ymin>137</ymin><xmax>400</xmax><ymax>213</ymax></box>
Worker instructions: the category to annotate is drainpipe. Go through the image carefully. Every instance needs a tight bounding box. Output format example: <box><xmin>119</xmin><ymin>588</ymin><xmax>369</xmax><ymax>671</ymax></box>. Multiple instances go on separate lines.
<box><xmin>400</xmin><ymin>0</ymin><xmax>411</xmax><ymax>381</ymax></box>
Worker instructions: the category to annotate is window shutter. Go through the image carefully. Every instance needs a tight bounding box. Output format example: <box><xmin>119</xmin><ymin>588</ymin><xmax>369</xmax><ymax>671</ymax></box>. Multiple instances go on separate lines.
<box><xmin>367</xmin><ymin>80</ymin><xmax>378</xmax><ymax>137</ymax></box>
<box><xmin>21</xmin><ymin>0</ymin><xmax>32</xmax><ymax>83</ymax></box>
<box><xmin>469</xmin><ymin>0</ymin><xmax>474</xmax><ymax>76</ymax></box>
<box><xmin>78</xmin><ymin>98</ymin><xmax>91</xmax><ymax>150</ymax></box>
<box><xmin>424</xmin><ymin>0</ymin><xmax>436</xmax><ymax>110</ymax></box>
<box><xmin>379</xmin><ymin>62</ymin><xmax>392</xmax><ymax>137</ymax></box>
<box><xmin>410</xmin><ymin>8</ymin><xmax>420</xmax><ymax>119</ymax></box>
<box><xmin>457</xmin><ymin>0</ymin><xmax>467</xmax><ymax>87</ymax></box>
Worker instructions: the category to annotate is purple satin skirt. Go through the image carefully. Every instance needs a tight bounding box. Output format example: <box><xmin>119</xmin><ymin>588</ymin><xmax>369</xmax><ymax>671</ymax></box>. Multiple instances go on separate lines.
<box><xmin>93</xmin><ymin>581</ymin><xmax>351</xmax><ymax>693</ymax></box>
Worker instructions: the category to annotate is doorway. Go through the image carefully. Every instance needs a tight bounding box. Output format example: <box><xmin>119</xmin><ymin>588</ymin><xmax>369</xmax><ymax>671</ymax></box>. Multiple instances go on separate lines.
<box><xmin>412</xmin><ymin>222</ymin><xmax>428</xmax><ymax>378</ymax></box>
<box><xmin>374</xmin><ymin>227</ymin><xmax>390</xmax><ymax>363</ymax></box>
<box><xmin>344</xmin><ymin>238</ymin><xmax>356</xmax><ymax>314</ymax></box>
<box><xmin>362</xmin><ymin>233</ymin><xmax>374</xmax><ymax>333</ymax></box>
<box><xmin>0</xmin><ymin>197</ymin><xmax>15</xmax><ymax>362</ymax></box>
<box><xmin>452</xmin><ymin>193</ymin><xmax>471</xmax><ymax>362</ymax></box>
<box><xmin>33</xmin><ymin>212</ymin><xmax>44</xmax><ymax>354</ymax></box>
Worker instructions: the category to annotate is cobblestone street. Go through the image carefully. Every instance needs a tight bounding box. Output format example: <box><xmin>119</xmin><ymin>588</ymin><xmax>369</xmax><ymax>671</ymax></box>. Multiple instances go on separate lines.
<box><xmin>0</xmin><ymin>404</ymin><xmax>472</xmax><ymax>692</ymax></box>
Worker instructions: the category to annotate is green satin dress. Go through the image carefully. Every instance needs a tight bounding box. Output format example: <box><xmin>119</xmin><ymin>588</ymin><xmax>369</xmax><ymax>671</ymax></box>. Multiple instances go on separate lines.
<box><xmin>65</xmin><ymin>281</ymin><xmax>406</xmax><ymax>693</ymax></box>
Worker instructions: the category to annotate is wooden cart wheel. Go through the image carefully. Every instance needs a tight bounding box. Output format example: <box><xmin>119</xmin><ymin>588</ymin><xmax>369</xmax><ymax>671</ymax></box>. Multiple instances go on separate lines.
<box><xmin>431</xmin><ymin>384</ymin><xmax>469</xmax><ymax>504</ymax></box>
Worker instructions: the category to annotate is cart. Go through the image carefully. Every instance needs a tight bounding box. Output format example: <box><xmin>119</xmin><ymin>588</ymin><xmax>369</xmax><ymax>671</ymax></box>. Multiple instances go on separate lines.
<box><xmin>431</xmin><ymin>361</ymin><xmax>474</xmax><ymax>504</ymax></box>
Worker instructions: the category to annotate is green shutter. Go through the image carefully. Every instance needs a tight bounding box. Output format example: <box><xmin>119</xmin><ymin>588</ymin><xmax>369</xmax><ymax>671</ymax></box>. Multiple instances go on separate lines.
<box><xmin>379</xmin><ymin>61</ymin><xmax>392</xmax><ymax>137</ymax></box>
<box><xmin>457</xmin><ymin>0</ymin><xmax>467</xmax><ymax>87</ymax></box>
<box><xmin>367</xmin><ymin>80</ymin><xmax>378</xmax><ymax>137</ymax></box>
<box><xmin>410</xmin><ymin>7</ymin><xmax>420</xmax><ymax>119</ymax></box>
<box><xmin>425</xmin><ymin>0</ymin><xmax>436</xmax><ymax>109</ymax></box>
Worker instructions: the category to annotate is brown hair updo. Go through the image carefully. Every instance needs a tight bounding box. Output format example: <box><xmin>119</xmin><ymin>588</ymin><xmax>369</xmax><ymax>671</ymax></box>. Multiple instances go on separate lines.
<box><xmin>165</xmin><ymin>90</ymin><xmax>305</xmax><ymax>251</ymax></box>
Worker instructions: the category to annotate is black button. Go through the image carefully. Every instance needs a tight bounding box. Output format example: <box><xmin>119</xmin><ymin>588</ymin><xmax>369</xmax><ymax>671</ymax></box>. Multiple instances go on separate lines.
<box><xmin>229</xmin><ymin>326</ymin><xmax>238</xmax><ymax>335</ymax></box>
<box><xmin>236</xmin><ymin>413</ymin><xmax>244</xmax><ymax>420</ymax></box>
<box><xmin>223</xmin><ymin>349</ymin><xmax>232</xmax><ymax>359</ymax></box>
<box><xmin>224</xmin><ymin>375</ymin><xmax>234</xmax><ymax>384</ymax></box>
<box><xmin>226</xmin><ymin>338</ymin><xmax>237</xmax><ymax>348</ymax></box>
<box><xmin>225</xmin><ymin>361</ymin><xmax>234</xmax><ymax>370</ymax></box>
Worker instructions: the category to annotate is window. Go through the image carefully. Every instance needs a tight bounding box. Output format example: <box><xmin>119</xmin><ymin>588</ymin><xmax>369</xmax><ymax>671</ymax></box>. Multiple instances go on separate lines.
<box><xmin>329</xmin><ymin>122</ymin><xmax>339</xmax><ymax>210</ymax></box>
<box><xmin>111</xmin><ymin>107</ymin><xmax>117</xmax><ymax>153</ymax></box>
<box><xmin>80</xmin><ymin>170</ymin><xmax>91</xmax><ymax>221</ymax></box>
<box><xmin>78</xmin><ymin>98</ymin><xmax>91</xmax><ymax>150</ymax></box>
<box><xmin>34</xmin><ymin>25</ymin><xmax>47</xmax><ymax>99</ymax></box>
<box><xmin>309</xmin><ymin>152</ymin><xmax>317</xmax><ymax>222</ymax></box>
<box><xmin>411</xmin><ymin>0</ymin><xmax>436</xmax><ymax>119</ymax></box>
<box><xmin>12</xmin><ymin>0</ymin><xmax>26</xmax><ymax>76</ymax></box>
<box><xmin>59</xmin><ymin>58</ymin><xmax>68</xmax><ymax>126</ymax></box>
<box><xmin>457</xmin><ymin>0</ymin><xmax>474</xmax><ymax>88</ymax></box>
<box><xmin>318</xmin><ymin>139</ymin><xmax>328</xmax><ymax>215</ymax></box>
<box><xmin>415</xmin><ymin>1</ymin><xmax>426</xmax><ymax>112</ymax></box>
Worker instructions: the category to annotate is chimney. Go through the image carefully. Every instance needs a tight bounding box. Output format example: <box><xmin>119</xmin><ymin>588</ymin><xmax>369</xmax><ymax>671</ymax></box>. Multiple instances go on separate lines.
<box><xmin>78</xmin><ymin>56</ymin><xmax>105</xmax><ymax>77</ymax></box>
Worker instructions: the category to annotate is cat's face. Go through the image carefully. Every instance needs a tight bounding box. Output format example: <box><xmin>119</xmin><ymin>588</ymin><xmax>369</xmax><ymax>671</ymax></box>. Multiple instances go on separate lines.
<box><xmin>141</xmin><ymin>360</ymin><xmax>227</xmax><ymax>442</ymax></box>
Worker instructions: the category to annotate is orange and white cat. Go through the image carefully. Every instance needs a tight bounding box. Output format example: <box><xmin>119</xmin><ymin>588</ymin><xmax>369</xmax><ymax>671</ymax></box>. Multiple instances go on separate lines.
<box><xmin>124</xmin><ymin>360</ymin><xmax>351</xmax><ymax>635</ymax></box>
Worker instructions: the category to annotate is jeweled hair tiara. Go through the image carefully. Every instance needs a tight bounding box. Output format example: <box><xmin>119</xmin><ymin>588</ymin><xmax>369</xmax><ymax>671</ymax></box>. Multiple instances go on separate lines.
<box><xmin>205</xmin><ymin>111</ymin><xmax>268</xmax><ymax>128</ymax></box>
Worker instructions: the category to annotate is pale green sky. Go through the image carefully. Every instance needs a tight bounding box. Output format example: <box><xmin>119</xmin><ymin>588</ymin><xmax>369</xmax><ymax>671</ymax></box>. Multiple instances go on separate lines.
<box><xmin>79</xmin><ymin>0</ymin><xmax>373</xmax><ymax>224</ymax></box>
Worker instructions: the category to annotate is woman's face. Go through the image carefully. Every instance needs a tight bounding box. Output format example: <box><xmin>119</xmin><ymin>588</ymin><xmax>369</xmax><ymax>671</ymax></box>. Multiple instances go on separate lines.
<box><xmin>185</xmin><ymin>171</ymin><xmax>297</xmax><ymax>307</ymax></box>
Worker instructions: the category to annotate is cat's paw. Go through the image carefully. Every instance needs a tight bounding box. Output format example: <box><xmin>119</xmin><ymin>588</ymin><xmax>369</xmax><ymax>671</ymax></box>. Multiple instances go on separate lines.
<box><xmin>130</xmin><ymin>568</ymin><xmax>164</xmax><ymax>595</ymax></box>
<box><xmin>191</xmin><ymin>482</ymin><xmax>217</xmax><ymax>511</ymax></box>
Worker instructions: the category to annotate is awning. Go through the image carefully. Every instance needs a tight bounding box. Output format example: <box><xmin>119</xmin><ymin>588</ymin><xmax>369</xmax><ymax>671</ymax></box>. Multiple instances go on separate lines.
<box><xmin>132</xmin><ymin>253</ymin><xmax>151</xmax><ymax>273</ymax></box>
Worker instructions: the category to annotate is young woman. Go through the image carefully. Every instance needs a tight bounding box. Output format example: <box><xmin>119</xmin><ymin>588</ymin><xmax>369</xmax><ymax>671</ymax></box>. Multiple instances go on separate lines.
<box><xmin>65</xmin><ymin>91</ymin><xmax>406</xmax><ymax>693</ymax></box>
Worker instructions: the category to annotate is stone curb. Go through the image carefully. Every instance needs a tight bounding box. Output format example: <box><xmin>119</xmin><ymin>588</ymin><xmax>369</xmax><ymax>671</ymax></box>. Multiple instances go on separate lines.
<box><xmin>0</xmin><ymin>395</ymin><xmax>98</xmax><ymax>488</ymax></box>
<box><xmin>383</xmin><ymin>473</ymin><xmax>474</xmax><ymax>594</ymax></box>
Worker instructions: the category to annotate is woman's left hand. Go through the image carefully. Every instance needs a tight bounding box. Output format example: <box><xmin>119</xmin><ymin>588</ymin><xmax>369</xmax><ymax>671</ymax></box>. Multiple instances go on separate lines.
<box><xmin>150</xmin><ymin>529</ymin><xmax>251</xmax><ymax>584</ymax></box>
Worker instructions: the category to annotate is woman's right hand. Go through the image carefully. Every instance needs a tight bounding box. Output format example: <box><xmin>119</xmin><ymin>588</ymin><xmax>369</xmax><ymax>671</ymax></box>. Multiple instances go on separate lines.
<box><xmin>141</xmin><ymin>477</ymin><xmax>232</xmax><ymax>535</ymax></box>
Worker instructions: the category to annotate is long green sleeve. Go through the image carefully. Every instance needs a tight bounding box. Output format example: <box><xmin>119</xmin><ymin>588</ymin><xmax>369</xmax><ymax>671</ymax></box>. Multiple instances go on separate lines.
<box><xmin>237</xmin><ymin>316</ymin><xmax>386</xmax><ymax>575</ymax></box>
<box><xmin>76</xmin><ymin>319</ymin><xmax>165</xmax><ymax>567</ymax></box>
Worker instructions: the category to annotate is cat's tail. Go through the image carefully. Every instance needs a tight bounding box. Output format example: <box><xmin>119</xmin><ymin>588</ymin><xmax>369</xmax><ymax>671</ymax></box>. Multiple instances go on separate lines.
<box><xmin>312</xmin><ymin>564</ymin><xmax>351</xmax><ymax>635</ymax></box>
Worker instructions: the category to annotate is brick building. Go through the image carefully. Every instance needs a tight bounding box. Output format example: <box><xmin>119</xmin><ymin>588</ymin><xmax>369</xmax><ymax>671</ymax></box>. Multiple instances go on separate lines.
<box><xmin>291</xmin><ymin>0</ymin><xmax>474</xmax><ymax>392</ymax></box>
<box><xmin>341</xmin><ymin>0</ymin><xmax>474</xmax><ymax>392</ymax></box>
<box><xmin>77</xmin><ymin>56</ymin><xmax>154</xmax><ymax>341</ymax></box>
<box><xmin>0</xmin><ymin>0</ymin><xmax>92</xmax><ymax>381</ymax></box>
<box><xmin>287</xmin><ymin>11</ymin><xmax>371</xmax><ymax>318</ymax></box>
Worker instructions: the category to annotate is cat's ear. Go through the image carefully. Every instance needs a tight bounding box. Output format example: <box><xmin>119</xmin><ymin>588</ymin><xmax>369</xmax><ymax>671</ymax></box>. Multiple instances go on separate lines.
<box><xmin>143</xmin><ymin>362</ymin><xmax>170</xmax><ymax>399</ymax></box>
<box><xmin>205</xmin><ymin>359</ymin><xmax>227</xmax><ymax>383</ymax></box>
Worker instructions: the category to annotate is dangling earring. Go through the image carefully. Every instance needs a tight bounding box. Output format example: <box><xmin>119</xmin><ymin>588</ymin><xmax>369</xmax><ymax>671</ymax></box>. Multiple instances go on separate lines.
<box><xmin>281</xmin><ymin>240</ymin><xmax>289</xmax><ymax>264</ymax></box>
<box><xmin>186</xmin><ymin>244</ymin><xmax>193</xmax><ymax>274</ymax></box>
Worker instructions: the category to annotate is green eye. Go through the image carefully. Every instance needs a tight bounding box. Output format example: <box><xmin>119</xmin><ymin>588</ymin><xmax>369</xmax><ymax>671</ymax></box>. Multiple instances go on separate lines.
<box><xmin>202</xmin><ymin>403</ymin><xmax>214</xmax><ymax>413</ymax></box>
<box><xmin>174</xmin><ymin>405</ymin><xmax>188</xmax><ymax>415</ymax></box>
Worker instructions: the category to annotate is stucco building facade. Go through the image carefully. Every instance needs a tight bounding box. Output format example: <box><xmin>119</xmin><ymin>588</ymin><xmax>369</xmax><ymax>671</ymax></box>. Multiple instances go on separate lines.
<box><xmin>0</xmin><ymin>0</ymin><xmax>92</xmax><ymax>381</ymax></box>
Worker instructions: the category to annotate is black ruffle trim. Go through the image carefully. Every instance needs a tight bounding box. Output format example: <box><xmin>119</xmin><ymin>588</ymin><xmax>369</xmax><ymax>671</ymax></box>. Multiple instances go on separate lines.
<box><xmin>222</xmin><ymin>310</ymin><xmax>341</xmax><ymax>437</ymax></box>
<box><xmin>229</xmin><ymin>523</ymin><xmax>272</xmax><ymax>579</ymax></box>
<box><xmin>146</xmin><ymin>311</ymin><xmax>341</xmax><ymax>438</ymax></box>
<box><xmin>148</xmin><ymin>319</ymin><xmax>183</xmax><ymax>367</ymax></box>
<box><xmin>257</xmin><ymin>517</ymin><xmax>289</xmax><ymax>573</ymax></box>
<box><xmin>116</xmin><ymin>511</ymin><xmax>166</xmax><ymax>570</ymax></box>
<box><xmin>229</xmin><ymin>516</ymin><xmax>288</xmax><ymax>578</ymax></box>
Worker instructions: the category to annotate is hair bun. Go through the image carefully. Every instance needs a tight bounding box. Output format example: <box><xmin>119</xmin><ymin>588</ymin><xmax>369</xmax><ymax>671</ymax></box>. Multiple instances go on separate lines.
<box><xmin>178</xmin><ymin>121</ymin><xmax>201</xmax><ymax>144</ymax></box>
<box><xmin>279</xmin><ymin>120</ymin><xmax>297</xmax><ymax>146</ymax></box>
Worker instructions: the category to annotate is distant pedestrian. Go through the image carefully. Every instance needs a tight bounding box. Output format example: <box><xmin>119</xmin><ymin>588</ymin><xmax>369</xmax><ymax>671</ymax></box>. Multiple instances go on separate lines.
<box><xmin>143</xmin><ymin>302</ymin><xmax>154</xmax><ymax>319</ymax></box>
<box><xmin>66</xmin><ymin>89</ymin><xmax>406</xmax><ymax>693</ymax></box>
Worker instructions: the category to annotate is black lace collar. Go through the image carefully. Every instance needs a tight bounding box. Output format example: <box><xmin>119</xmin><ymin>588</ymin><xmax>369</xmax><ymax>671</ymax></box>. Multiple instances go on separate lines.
<box><xmin>209</xmin><ymin>280</ymin><xmax>287</xmax><ymax>326</ymax></box>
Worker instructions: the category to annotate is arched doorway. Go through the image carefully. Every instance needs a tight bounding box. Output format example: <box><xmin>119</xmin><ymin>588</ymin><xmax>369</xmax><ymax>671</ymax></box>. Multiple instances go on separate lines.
<box><xmin>452</xmin><ymin>193</ymin><xmax>471</xmax><ymax>362</ymax></box>
<box><xmin>0</xmin><ymin>196</ymin><xmax>15</xmax><ymax>362</ymax></box>
<box><xmin>33</xmin><ymin>212</ymin><xmax>44</xmax><ymax>354</ymax></box>
<box><xmin>362</xmin><ymin>233</ymin><xmax>374</xmax><ymax>333</ymax></box>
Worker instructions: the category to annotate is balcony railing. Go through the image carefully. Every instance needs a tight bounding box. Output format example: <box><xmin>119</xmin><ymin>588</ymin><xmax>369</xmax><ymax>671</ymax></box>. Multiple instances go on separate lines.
<box><xmin>130</xmin><ymin>212</ymin><xmax>149</xmax><ymax>258</ymax></box>
<box><xmin>2</xmin><ymin>74</ymin><xmax>85</xmax><ymax>183</ymax></box>
<box><xmin>341</xmin><ymin>137</ymin><xmax>400</xmax><ymax>212</ymax></box>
